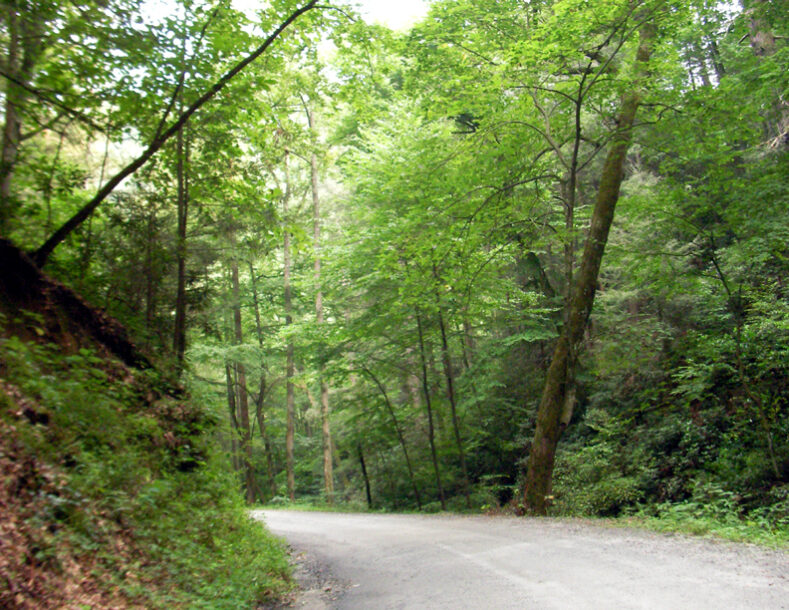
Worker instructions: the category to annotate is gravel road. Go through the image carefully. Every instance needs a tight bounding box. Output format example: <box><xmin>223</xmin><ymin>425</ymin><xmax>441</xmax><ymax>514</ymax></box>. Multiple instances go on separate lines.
<box><xmin>252</xmin><ymin>509</ymin><xmax>788</xmax><ymax>609</ymax></box>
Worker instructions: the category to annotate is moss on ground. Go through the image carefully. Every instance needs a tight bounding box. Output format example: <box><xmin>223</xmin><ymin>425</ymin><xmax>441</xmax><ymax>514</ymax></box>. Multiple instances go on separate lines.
<box><xmin>0</xmin><ymin>316</ymin><xmax>291</xmax><ymax>608</ymax></box>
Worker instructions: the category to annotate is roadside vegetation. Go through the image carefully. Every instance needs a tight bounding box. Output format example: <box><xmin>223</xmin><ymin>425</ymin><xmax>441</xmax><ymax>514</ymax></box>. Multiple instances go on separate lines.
<box><xmin>0</xmin><ymin>311</ymin><xmax>291</xmax><ymax>608</ymax></box>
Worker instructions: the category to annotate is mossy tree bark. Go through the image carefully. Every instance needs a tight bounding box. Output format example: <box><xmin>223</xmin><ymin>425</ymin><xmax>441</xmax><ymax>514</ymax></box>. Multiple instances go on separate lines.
<box><xmin>522</xmin><ymin>23</ymin><xmax>655</xmax><ymax>515</ymax></box>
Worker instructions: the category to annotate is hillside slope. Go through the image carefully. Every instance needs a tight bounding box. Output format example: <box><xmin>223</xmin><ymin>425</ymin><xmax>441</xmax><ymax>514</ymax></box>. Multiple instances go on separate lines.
<box><xmin>0</xmin><ymin>240</ymin><xmax>290</xmax><ymax>608</ymax></box>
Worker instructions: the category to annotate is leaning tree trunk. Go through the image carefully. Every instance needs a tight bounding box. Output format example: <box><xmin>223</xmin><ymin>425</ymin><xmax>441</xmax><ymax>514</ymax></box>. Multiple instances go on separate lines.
<box><xmin>172</xmin><ymin>29</ymin><xmax>189</xmax><ymax>370</ymax></box>
<box><xmin>416</xmin><ymin>309</ymin><xmax>446</xmax><ymax>511</ymax></box>
<box><xmin>522</xmin><ymin>23</ymin><xmax>655</xmax><ymax>515</ymax></box>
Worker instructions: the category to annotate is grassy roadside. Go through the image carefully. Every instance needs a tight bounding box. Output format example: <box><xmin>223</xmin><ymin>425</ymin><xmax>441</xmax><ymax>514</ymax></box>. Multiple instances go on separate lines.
<box><xmin>609</xmin><ymin>512</ymin><xmax>789</xmax><ymax>549</ymax></box>
<box><xmin>0</xmin><ymin>319</ymin><xmax>292</xmax><ymax>608</ymax></box>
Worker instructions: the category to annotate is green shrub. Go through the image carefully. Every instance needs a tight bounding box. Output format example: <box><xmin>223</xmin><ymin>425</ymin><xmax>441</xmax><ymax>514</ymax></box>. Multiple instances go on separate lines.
<box><xmin>551</xmin><ymin>409</ymin><xmax>655</xmax><ymax>516</ymax></box>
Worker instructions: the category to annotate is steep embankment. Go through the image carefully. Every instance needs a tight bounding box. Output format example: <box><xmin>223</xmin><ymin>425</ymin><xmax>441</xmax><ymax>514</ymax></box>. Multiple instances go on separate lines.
<box><xmin>0</xmin><ymin>240</ymin><xmax>290</xmax><ymax>608</ymax></box>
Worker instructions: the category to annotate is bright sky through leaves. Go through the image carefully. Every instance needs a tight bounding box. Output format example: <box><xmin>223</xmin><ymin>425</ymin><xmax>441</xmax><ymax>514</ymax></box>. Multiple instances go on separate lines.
<box><xmin>357</xmin><ymin>0</ymin><xmax>428</xmax><ymax>30</ymax></box>
<box><xmin>229</xmin><ymin>0</ymin><xmax>428</xmax><ymax>30</ymax></box>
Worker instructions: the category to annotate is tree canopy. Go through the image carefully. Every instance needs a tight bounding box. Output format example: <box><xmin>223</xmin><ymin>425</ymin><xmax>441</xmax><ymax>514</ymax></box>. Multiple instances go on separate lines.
<box><xmin>1</xmin><ymin>0</ymin><xmax>787</xmax><ymax>530</ymax></box>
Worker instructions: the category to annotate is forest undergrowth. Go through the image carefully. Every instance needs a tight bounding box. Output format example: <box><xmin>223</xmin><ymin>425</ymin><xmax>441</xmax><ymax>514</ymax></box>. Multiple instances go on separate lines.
<box><xmin>0</xmin><ymin>304</ymin><xmax>291</xmax><ymax>608</ymax></box>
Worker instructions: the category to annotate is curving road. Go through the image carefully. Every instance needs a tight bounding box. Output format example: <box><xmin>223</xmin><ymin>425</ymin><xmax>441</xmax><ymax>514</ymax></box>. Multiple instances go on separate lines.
<box><xmin>253</xmin><ymin>509</ymin><xmax>789</xmax><ymax>609</ymax></box>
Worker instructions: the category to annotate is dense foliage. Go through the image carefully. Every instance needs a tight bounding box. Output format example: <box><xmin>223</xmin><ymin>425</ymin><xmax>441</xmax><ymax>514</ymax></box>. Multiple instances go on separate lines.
<box><xmin>1</xmin><ymin>4</ymin><xmax>787</xmax><ymax>600</ymax></box>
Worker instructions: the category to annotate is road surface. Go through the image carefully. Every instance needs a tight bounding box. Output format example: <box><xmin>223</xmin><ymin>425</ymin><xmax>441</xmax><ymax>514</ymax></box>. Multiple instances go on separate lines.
<box><xmin>253</xmin><ymin>509</ymin><xmax>788</xmax><ymax>609</ymax></box>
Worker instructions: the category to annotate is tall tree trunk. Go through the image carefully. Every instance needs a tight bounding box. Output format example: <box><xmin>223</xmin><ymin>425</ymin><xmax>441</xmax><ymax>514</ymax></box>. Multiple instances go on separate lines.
<box><xmin>0</xmin><ymin>20</ymin><xmax>21</xmax><ymax>235</ymax></box>
<box><xmin>416</xmin><ymin>309</ymin><xmax>446</xmax><ymax>510</ymax></box>
<box><xmin>699</xmin><ymin>13</ymin><xmax>725</xmax><ymax>81</ymax></box>
<box><xmin>144</xmin><ymin>200</ymin><xmax>157</xmax><ymax>349</ymax></box>
<box><xmin>556</xmin><ymin>65</ymin><xmax>588</xmax><ymax>451</ymax></box>
<box><xmin>306</xmin><ymin>106</ymin><xmax>334</xmax><ymax>502</ymax></box>
<box><xmin>691</xmin><ymin>40</ymin><xmax>712</xmax><ymax>87</ymax></box>
<box><xmin>434</xmin><ymin>290</ymin><xmax>471</xmax><ymax>509</ymax></box>
<box><xmin>426</xmin><ymin>339</ymin><xmax>445</xmax><ymax>435</ymax></box>
<box><xmin>173</xmin><ymin>111</ymin><xmax>189</xmax><ymax>369</ymax></box>
<box><xmin>522</xmin><ymin>23</ymin><xmax>655</xmax><ymax>515</ymax></box>
<box><xmin>0</xmin><ymin>6</ymin><xmax>42</xmax><ymax>235</ymax></box>
<box><xmin>231</xmin><ymin>253</ymin><xmax>255</xmax><ymax>504</ymax></box>
<box><xmin>333</xmin><ymin>439</ymin><xmax>350</xmax><ymax>493</ymax></box>
<box><xmin>357</xmin><ymin>443</ymin><xmax>373</xmax><ymax>509</ymax></box>
<box><xmin>249</xmin><ymin>262</ymin><xmax>277</xmax><ymax>497</ymax></box>
<box><xmin>255</xmin><ymin>377</ymin><xmax>277</xmax><ymax>498</ymax></box>
<box><xmin>283</xmin><ymin>154</ymin><xmax>296</xmax><ymax>501</ymax></box>
<box><xmin>225</xmin><ymin>363</ymin><xmax>241</xmax><ymax>474</ymax></box>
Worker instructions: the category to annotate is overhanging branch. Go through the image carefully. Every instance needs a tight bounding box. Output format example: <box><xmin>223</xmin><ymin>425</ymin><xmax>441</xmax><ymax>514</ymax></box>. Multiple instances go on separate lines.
<box><xmin>32</xmin><ymin>0</ymin><xmax>320</xmax><ymax>267</ymax></box>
